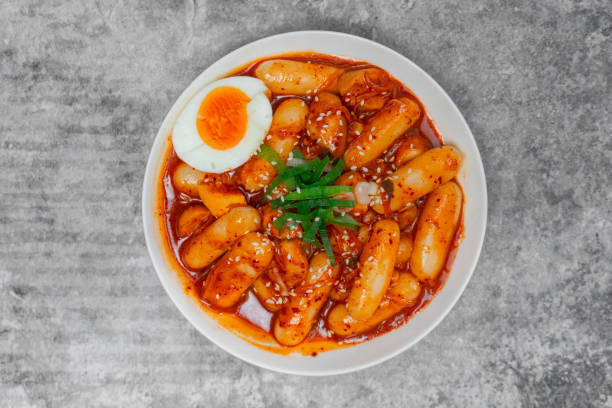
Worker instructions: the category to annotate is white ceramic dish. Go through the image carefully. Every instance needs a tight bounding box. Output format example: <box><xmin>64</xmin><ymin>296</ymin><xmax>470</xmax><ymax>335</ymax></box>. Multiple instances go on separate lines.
<box><xmin>142</xmin><ymin>31</ymin><xmax>487</xmax><ymax>375</ymax></box>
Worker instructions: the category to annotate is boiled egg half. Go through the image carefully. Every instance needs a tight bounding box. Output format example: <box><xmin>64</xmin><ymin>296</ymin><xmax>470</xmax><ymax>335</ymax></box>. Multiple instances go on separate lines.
<box><xmin>172</xmin><ymin>76</ymin><xmax>273</xmax><ymax>173</ymax></box>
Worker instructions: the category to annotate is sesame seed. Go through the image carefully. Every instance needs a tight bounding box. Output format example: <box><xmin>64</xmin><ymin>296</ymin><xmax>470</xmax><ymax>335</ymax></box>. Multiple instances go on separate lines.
<box><xmin>355</xmin><ymin>130</ymin><xmax>360</xmax><ymax>135</ymax></box>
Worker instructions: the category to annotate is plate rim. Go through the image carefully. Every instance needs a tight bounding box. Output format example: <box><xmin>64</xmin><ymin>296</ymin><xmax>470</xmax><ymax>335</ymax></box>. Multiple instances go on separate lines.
<box><xmin>142</xmin><ymin>30</ymin><xmax>488</xmax><ymax>376</ymax></box>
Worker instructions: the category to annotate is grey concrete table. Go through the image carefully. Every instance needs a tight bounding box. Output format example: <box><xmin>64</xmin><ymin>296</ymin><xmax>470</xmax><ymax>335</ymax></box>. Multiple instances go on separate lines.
<box><xmin>1</xmin><ymin>1</ymin><xmax>610</xmax><ymax>407</ymax></box>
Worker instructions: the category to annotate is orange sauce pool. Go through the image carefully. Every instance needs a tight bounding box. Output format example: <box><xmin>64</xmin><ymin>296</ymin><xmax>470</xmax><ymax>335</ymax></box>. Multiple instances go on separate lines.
<box><xmin>155</xmin><ymin>52</ymin><xmax>464</xmax><ymax>355</ymax></box>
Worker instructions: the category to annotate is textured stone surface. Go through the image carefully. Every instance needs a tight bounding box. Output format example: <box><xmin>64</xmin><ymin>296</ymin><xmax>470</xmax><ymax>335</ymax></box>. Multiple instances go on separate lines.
<box><xmin>1</xmin><ymin>0</ymin><xmax>610</xmax><ymax>407</ymax></box>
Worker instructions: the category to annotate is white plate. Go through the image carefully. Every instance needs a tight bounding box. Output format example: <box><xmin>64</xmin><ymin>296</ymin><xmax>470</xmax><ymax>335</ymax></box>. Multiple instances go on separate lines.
<box><xmin>142</xmin><ymin>31</ymin><xmax>487</xmax><ymax>375</ymax></box>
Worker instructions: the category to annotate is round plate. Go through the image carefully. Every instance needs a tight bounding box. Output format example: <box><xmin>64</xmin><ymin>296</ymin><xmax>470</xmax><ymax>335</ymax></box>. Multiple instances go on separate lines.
<box><xmin>142</xmin><ymin>31</ymin><xmax>487</xmax><ymax>375</ymax></box>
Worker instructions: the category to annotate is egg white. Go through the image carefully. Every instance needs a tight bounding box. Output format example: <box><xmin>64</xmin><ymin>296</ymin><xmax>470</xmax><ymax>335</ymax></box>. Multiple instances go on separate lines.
<box><xmin>172</xmin><ymin>76</ymin><xmax>273</xmax><ymax>173</ymax></box>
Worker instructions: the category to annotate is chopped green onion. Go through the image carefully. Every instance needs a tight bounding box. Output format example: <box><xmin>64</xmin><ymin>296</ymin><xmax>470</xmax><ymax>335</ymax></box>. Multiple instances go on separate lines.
<box><xmin>285</xmin><ymin>177</ymin><xmax>298</xmax><ymax>191</ymax></box>
<box><xmin>327</xmin><ymin>213</ymin><xmax>361</xmax><ymax>230</ymax></box>
<box><xmin>307</xmin><ymin>158</ymin><xmax>345</xmax><ymax>187</ymax></box>
<box><xmin>282</xmin><ymin>185</ymin><xmax>351</xmax><ymax>201</ymax></box>
<box><xmin>271</xmin><ymin>198</ymin><xmax>355</xmax><ymax>210</ymax></box>
<box><xmin>302</xmin><ymin>213</ymin><xmax>323</xmax><ymax>242</ymax></box>
<box><xmin>272</xmin><ymin>210</ymin><xmax>317</xmax><ymax>232</ymax></box>
<box><xmin>265</xmin><ymin>159</ymin><xmax>321</xmax><ymax>195</ymax></box>
<box><xmin>319</xmin><ymin>224</ymin><xmax>335</xmax><ymax>266</ymax></box>
<box><xmin>272</xmin><ymin>213</ymin><xmax>290</xmax><ymax>232</ymax></box>
<box><xmin>265</xmin><ymin>150</ymin><xmax>356</xmax><ymax>266</ymax></box>
<box><xmin>291</xmin><ymin>149</ymin><xmax>305</xmax><ymax>161</ymax></box>
<box><xmin>303</xmin><ymin>155</ymin><xmax>330</xmax><ymax>184</ymax></box>
<box><xmin>292</xmin><ymin>201</ymin><xmax>317</xmax><ymax>214</ymax></box>
<box><xmin>257</xmin><ymin>144</ymin><xmax>298</xmax><ymax>193</ymax></box>
<box><xmin>257</xmin><ymin>144</ymin><xmax>287</xmax><ymax>172</ymax></box>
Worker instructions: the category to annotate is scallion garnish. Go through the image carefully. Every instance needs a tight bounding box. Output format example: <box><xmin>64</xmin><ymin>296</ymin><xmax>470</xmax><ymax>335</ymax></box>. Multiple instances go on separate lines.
<box><xmin>265</xmin><ymin>159</ymin><xmax>321</xmax><ymax>195</ymax></box>
<box><xmin>306</xmin><ymin>157</ymin><xmax>345</xmax><ymax>187</ymax></box>
<box><xmin>327</xmin><ymin>213</ymin><xmax>361</xmax><ymax>230</ymax></box>
<box><xmin>257</xmin><ymin>144</ymin><xmax>297</xmax><ymax>190</ymax></box>
<box><xmin>303</xmin><ymin>155</ymin><xmax>330</xmax><ymax>184</ymax></box>
<box><xmin>291</xmin><ymin>149</ymin><xmax>306</xmax><ymax>161</ymax></box>
<box><xmin>259</xmin><ymin>148</ymin><xmax>361</xmax><ymax>267</ymax></box>
<box><xmin>302</xmin><ymin>212</ymin><xmax>324</xmax><ymax>243</ymax></box>
<box><xmin>271</xmin><ymin>198</ymin><xmax>355</xmax><ymax>211</ymax></box>
<box><xmin>318</xmin><ymin>222</ymin><xmax>335</xmax><ymax>265</ymax></box>
<box><xmin>282</xmin><ymin>185</ymin><xmax>351</xmax><ymax>201</ymax></box>
<box><xmin>257</xmin><ymin>144</ymin><xmax>287</xmax><ymax>173</ymax></box>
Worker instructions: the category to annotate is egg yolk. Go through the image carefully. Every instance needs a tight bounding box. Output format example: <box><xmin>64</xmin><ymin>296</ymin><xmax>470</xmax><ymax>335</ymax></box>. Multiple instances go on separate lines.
<box><xmin>196</xmin><ymin>86</ymin><xmax>250</xmax><ymax>150</ymax></box>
